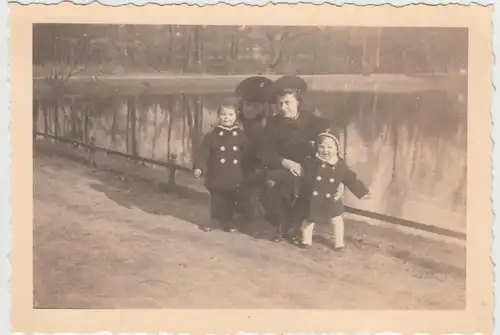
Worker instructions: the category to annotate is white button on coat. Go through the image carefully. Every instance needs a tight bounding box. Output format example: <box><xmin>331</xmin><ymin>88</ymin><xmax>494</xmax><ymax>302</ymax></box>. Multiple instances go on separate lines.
<box><xmin>219</xmin><ymin>131</ymin><xmax>224</xmax><ymax>136</ymax></box>
<box><xmin>220</xmin><ymin>146</ymin><xmax>225</xmax><ymax>151</ymax></box>
<box><xmin>321</xmin><ymin>164</ymin><xmax>326</xmax><ymax>168</ymax></box>
<box><xmin>329</xmin><ymin>178</ymin><xmax>334</xmax><ymax>183</ymax></box>
<box><xmin>220</xmin><ymin>158</ymin><xmax>226</xmax><ymax>163</ymax></box>
<box><xmin>233</xmin><ymin>159</ymin><xmax>238</xmax><ymax>164</ymax></box>
<box><xmin>317</xmin><ymin>176</ymin><xmax>322</xmax><ymax>181</ymax></box>
<box><xmin>312</xmin><ymin>191</ymin><xmax>318</xmax><ymax>196</ymax></box>
<box><xmin>232</xmin><ymin>131</ymin><xmax>238</xmax><ymax>136</ymax></box>
<box><xmin>233</xmin><ymin>146</ymin><xmax>238</xmax><ymax>151</ymax></box>
<box><xmin>326</xmin><ymin>193</ymin><xmax>331</xmax><ymax>198</ymax></box>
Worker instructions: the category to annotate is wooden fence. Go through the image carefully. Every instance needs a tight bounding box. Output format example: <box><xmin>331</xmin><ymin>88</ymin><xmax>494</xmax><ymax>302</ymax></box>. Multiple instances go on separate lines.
<box><xmin>35</xmin><ymin>130</ymin><xmax>467</xmax><ymax>241</ymax></box>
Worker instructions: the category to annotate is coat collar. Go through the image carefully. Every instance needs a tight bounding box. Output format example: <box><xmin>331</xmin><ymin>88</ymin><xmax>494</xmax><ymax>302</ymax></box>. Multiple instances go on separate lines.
<box><xmin>315</xmin><ymin>153</ymin><xmax>339</xmax><ymax>166</ymax></box>
<box><xmin>216</xmin><ymin>124</ymin><xmax>240</xmax><ymax>132</ymax></box>
<box><xmin>275</xmin><ymin>109</ymin><xmax>312</xmax><ymax>127</ymax></box>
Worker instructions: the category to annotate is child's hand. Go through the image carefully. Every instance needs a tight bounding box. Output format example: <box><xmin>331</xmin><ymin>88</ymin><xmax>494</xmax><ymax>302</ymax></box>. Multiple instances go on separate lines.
<box><xmin>266</xmin><ymin>179</ymin><xmax>276</xmax><ymax>188</ymax></box>
<box><xmin>334</xmin><ymin>184</ymin><xmax>344</xmax><ymax>200</ymax></box>
<box><xmin>362</xmin><ymin>191</ymin><xmax>372</xmax><ymax>200</ymax></box>
<box><xmin>194</xmin><ymin>169</ymin><xmax>202</xmax><ymax>178</ymax></box>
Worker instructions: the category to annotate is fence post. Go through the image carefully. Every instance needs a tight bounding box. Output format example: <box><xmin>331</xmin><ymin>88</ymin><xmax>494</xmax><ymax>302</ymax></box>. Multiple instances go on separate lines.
<box><xmin>168</xmin><ymin>153</ymin><xmax>178</xmax><ymax>186</ymax></box>
<box><xmin>33</xmin><ymin>99</ymin><xmax>39</xmax><ymax>141</ymax></box>
<box><xmin>343</xmin><ymin>123</ymin><xmax>348</xmax><ymax>163</ymax></box>
<box><xmin>89</xmin><ymin>136</ymin><xmax>97</xmax><ymax>168</ymax></box>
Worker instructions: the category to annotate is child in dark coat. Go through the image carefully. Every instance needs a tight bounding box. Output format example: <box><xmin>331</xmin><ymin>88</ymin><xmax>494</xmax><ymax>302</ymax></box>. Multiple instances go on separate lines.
<box><xmin>194</xmin><ymin>103</ymin><xmax>249</xmax><ymax>233</ymax></box>
<box><xmin>296</xmin><ymin>131</ymin><xmax>371</xmax><ymax>251</ymax></box>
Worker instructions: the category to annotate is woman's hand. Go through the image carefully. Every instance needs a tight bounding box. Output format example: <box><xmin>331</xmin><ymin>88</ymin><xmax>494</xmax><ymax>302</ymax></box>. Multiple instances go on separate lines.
<box><xmin>282</xmin><ymin>159</ymin><xmax>302</xmax><ymax>177</ymax></box>
<box><xmin>194</xmin><ymin>169</ymin><xmax>202</xmax><ymax>179</ymax></box>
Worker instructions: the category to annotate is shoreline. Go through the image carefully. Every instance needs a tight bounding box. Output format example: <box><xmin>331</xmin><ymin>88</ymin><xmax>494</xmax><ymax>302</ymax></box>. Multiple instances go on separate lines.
<box><xmin>33</xmin><ymin>72</ymin><xmax>467</xmax><ymax>97</ymax></box>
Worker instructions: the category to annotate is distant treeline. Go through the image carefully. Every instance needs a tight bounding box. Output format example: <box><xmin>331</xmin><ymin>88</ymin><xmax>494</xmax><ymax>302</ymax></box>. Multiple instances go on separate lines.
<box><xmin>33</xmin><ymin>25</ymin><xmax>468</xmax><ymax>75</ymax></box>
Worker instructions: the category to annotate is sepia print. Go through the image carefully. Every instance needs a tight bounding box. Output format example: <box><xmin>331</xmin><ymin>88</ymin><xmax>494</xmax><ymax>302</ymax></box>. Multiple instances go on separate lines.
<box><xmin>33</xmin><ymin>22</ymin><xmax>468</xmax><ymax>308</ymax></box>
<box><xmin>9</xmin><ymin>3</ymin><xmax>493</xmax><ymax>334</ymax></box>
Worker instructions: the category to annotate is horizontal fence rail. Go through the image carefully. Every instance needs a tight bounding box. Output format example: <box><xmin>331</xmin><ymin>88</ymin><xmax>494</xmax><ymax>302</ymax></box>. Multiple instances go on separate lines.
<box><xmin>33</xmin><ymin>73</ymin><xmax>467</xmax><ymax>98</ymax></box>
<box><xmin>35</xmin><ymin>131</ymin><xmax>466</xmax><ymax>241</ymax></box>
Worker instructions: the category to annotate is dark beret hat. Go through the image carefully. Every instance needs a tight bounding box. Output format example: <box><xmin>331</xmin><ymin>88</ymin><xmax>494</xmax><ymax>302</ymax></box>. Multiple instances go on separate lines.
<box><xmin>235</xmin><ymin>76</ymin><xmax>274</xmax><ymax>103</ymax></box>
<box><xmin>272</xmin><ymin>75</ymin><xmax>309</xmax><ymax>96</ymax></box>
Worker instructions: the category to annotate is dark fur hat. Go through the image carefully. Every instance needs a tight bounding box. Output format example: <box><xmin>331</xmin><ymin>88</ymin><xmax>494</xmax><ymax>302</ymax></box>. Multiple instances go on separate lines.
<box><xmin>235</xmin><ymin>76</ymin><xmax>274</xmax><ymax>103</ymax></box>
<box><xmin>272</xmin><ymin>75</ymin><xmax>309</xmax><ymax>97</ymax></box>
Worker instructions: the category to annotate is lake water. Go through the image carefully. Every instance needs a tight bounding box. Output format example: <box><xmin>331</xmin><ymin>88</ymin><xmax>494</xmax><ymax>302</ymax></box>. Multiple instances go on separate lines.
<box><xmin>34</xmin><ymin>90</ymin><xmax>467</xmax><ymax>234</ymax></box>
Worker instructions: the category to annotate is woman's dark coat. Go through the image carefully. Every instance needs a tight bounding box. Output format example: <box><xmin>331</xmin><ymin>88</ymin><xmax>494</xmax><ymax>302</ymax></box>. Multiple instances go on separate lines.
<box><xmin>259</xmin><ymin>111</ymin><xmax>333</xmax><ymax>168</ymax></box>
<box><xmin>259</xmin><ymin>111</ymin><xmax>334</xmax><ymax>199</ymax></box>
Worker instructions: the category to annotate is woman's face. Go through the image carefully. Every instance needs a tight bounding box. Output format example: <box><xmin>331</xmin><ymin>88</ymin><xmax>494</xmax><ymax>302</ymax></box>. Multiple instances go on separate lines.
<box><xmin>277</xmin><ymin>93</ymin><xmax>299</xmax><ymax>119</ymax></box>
<box><xmin>241</xmin><ymin>101</ymin><xmax>265</xmax><ymax>120</ymax></box>
<box><xmin>218</xmin><ymin>106</ymin><xmax>237</xmax><ymax>127</ymax></box>
<box><xmin>317</xmin><ymin>137</ymin><xmax>338</xmax><ymax>161</ymax></box>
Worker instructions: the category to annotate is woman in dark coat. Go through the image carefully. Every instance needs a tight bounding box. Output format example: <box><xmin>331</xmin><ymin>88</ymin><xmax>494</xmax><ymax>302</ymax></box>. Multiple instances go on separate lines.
<box><xmin>260</xmin><ymin>75</ymin><xmax>342</xmax><ymax>243</ymax></box>
<box><xmin>234</xmin><ymin>76</ymin><xmax>276</xmax><ymax>224</ymax></box>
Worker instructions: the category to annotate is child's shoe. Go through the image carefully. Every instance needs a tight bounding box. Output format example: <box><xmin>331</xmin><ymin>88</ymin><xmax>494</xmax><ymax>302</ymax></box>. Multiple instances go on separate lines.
<box><xmin>199</xmin><ymin>225</ymin><xmax>213</xmax><ymax>232</ymax></box>
<box><xmin>287</xmin><ymin>233</ymin><xmax>301</xmax><ymax>245</ymax></box>
<box><xmin>222</xmin><ymin>221</ymin><xmax>238</xmax><ymax>233</ymax></box>
<box><xmin>273</xmin><ymin>232</ymin><xmax>285</xmax><ymax>243</ymax></box>
<box><xmin>199</xmin><ymin>219</ymin><xmax>219</xmax><ymax>232</ymax></box>
<box><xmin>296</xmin><ymin>242</ymin><xmax>311</xmax><ymax>249</ymax></box>
<box><xmin>333</xmin><ymin>246</ymin><xmax>345</xmax><ymax>253</ymax></box>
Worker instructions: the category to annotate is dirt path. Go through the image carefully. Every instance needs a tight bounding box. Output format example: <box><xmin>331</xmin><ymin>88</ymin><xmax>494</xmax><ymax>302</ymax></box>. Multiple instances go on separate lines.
<box><xmin>34</xmin><ymin>143</ymin><xmax>466</xmax><ymax>309</ymax></box>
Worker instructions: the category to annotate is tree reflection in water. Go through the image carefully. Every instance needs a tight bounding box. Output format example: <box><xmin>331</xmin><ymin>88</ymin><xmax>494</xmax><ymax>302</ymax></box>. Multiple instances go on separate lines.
<box><xmin>34</xmin><ymin>89</ymin><xmax>466</xmax><ymax>234</ymax></box>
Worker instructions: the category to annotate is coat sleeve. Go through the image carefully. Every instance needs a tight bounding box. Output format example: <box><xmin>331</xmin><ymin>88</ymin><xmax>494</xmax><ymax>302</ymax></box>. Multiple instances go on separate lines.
<box><xmin>340</xmin><ymin>161</ymin><xmax>369</xmax><ymax>199</ymax></box>
<box><xmin>193</xmin><ymin>131</ymin><xmax>214</xmax><ymax>172</ymax></box>
<box><xmin>299</xmin><ymin>157</ymin><xmax>314</xmax><ymax>196</ymax></box>
<box><xmin>239</xmin><ymin>131</ymin><xmax>250</xmax><ymax>156</ymax></box>
<box><xmin>258</xmin><ymin>119</ymin><xmax>284</xmax><ymax>169</ymax></box>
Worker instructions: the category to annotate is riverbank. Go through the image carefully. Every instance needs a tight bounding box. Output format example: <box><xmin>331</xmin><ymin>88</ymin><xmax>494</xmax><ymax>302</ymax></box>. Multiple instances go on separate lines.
<box><xmin>34</xmin><ymin>139</ymin><xmax>465</xmax><ymax>309</ymax></box>
<box><xmin>33</xmin><ymin>70</ymin><xmax>467</xmax><ymax>97</ymax></box>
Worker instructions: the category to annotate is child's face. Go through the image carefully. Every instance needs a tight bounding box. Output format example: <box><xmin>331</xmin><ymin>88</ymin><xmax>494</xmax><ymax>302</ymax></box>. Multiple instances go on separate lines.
<box><xmin>317</xmin><ymin>137</ymin><xmax>338</xmax><ymax>160</ymax></box>
<box><xmin>219</xmin><ymin>106</ymin><xmax>237</xmax><ymax>126</ymax></box>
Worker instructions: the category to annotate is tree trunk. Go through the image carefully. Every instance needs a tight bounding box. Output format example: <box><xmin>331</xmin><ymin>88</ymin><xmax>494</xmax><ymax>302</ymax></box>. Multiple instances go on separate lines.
<box><xmin>374</xmin><ymin>27</ymin><xmax>383</xmax><ymax>70</ymax></box>
<box><xmin>127</xmin><ymin>96</ymin><xmax>138</xmax><ymax>157</ymax></box>
<box><xmin>167</xmin><ymin>96</ymin><xmax>175</xmax><ymax>159</ymax></box>
<box><xmin>53</xmin><ymin>100</ymin><xmax>60</xmax><ymax>137</ymax></box>
<box><xmin>183</xmin><ymin>28</ymin><xmax>193</xmax><ymax>73</ymax></box>
<box><xmin>184</xmin><ymin>95</ymin><xmax>194</xmax><ymax>150</ymax></box>
<box><xmin>229</xmin><ymin>28</ymin><xmax>240</xmax><ymax>74</ymax></box>
<box><xmin>193</xmin><ymin>27</ymin><xmax>204</xmax><ymax>73</ymax></box>
<box><xmin>166</xmin><ymin>25</ymin><xmax>175</xmax><ymax>69</ymax></box>
<box><xmin>110</xmin><ymin>101</ymin><xmax>119</xmax><ymax>146</ymax></box>
<box><xmin>151</xmin><ymin>103</ymin><xmax>159</xmax><ymax>160</ymax></box>
<box><xmin>83</xmin><ymin>105</ymin><xmax>89</xmax><ymax>145</ymax></box>
<box><xmin>124</xmin><ymin>101</ymin><xmax>130</xmax><ymax>153</ymax></box>
<box><xmin>391</xmin><ymin>124</ymin><xmax>399</xmax><ymax>183</ymax></box>
<box><xmin>43</xmin><ymin>102</ymin><xmax>49</xmax><ymax>135</ymax></box>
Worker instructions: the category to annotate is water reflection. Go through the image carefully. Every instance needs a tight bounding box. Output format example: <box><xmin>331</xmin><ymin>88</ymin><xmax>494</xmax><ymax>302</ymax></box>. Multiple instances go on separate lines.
<box><xmin>35</xmin><ymin>90</ymin><xmax>466</xmax><ymax>234</ymax></box>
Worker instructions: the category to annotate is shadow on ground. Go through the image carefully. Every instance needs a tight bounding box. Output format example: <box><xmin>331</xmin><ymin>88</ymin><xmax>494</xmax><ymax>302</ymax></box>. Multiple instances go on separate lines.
<box><xmin>35</xmin><ymin>140</ymin><xmax>466</xmax><ymax>278</ymax></box>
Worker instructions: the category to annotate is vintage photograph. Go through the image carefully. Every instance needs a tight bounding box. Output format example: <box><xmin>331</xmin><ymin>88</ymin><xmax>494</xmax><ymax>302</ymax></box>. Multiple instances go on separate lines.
<box><xmin>31</xmin><ymin>23</ymin><xmax>469</xmax><ymax>310</ymax></box>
